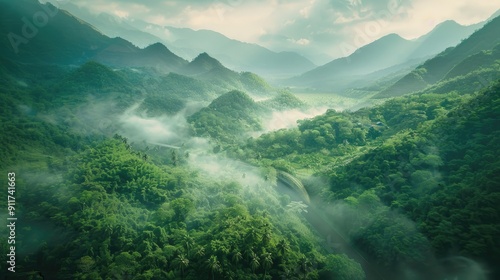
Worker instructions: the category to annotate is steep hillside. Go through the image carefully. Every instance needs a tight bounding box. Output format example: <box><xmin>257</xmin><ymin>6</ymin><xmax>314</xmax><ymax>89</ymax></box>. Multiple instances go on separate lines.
<box><xmin>409</xmin><ymin>20</ymin><xmax>481</xmax><ymax>59</ymax></box>
<box><xmin>58</xmin><ymin>2</ymin><xmax>164</xmax><ymax>48</ymax></box>
<box><xmin>0</xmin><ymin>0</ymin><xmax>187</xmax><ymax>71</ymax></box>
<box><xmin>325</xmin><ymin>83</ymin><xmax>500</xmax><ymax>278</ymax></box>
<box><xmin>293</xmin><ymin>34</ymin><xmax>413</xmax><ymax>86</ymax></box>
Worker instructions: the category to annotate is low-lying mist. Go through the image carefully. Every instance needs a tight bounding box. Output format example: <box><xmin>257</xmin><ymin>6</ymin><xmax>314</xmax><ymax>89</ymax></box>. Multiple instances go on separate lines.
<box><xmin>119</xmin><ymin>103</ymin><xmax>189</xmax><ymax>144</ymax></box>
<box><xmin>255</xmin><ymin>107</ymin><xmax>328</xmax><ymax>136</ymax></box>
<box><xmin>305</xmin><ymin>187</ymin><xmax>490</xmax><ymax>280</ymax></box>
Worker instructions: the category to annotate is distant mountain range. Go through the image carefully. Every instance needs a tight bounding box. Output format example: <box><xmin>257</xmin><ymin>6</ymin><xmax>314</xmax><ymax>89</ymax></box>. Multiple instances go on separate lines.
<box><xmin>375</xmin><ymin>14</ymin><xmax>500</xmax><ymax>98</ymax></box>
<box><xmin>0</xmin><ymin>0</ymin><xmax>275</xmax><ymax>97</ymax></box>
<box><xmin>285</xmin><ymin>17</ymin><xmax>488</xmax><ymax>93</ymax></box>
<box><xmin>56</xmin><ymin>2</ymin><xmax>317</xmax><ymax>79</ymax></box>
<box><xmin>2</xmin><ymin>0</ymin><xmax>497</xmax><ymax>98</ymax></box>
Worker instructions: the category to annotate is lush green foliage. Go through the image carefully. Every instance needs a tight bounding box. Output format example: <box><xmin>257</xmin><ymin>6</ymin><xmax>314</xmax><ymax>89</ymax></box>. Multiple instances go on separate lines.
<box><xmin>321</xmin><ymin>83</ymin><xmax>500</xmax><ymax>274</ymax></box>
<box><xmin>1</xmin><ymin>137</ymin><xmax>363</xmax><ymax>279</ymax></box>
<box><xmin>1</xmin><ymin>6</ymin><xmax>499</xmax><ymax>279</ymax></box>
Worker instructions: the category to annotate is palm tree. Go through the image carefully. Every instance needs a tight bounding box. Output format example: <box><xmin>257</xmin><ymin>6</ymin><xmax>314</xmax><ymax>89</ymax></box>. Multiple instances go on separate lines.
<box><xmin>245</xmin><ymin>247</ymin><xmax>255</xmax><ymax>261</ymax></box>
<box><xmin>246</xmin><ymin>228</ymin><xmax>259</xmax><ymax>244</ymax></box>
<box><xmin>195</xmin><ymin>245</ymin><xmax>205</xmax><ymax>258</ymax></box>
<box><xmin>261</xmin><ymin>252</ymin><xmax>273</xmax><ymax>279</ymax></box>
<box><xmin>276</xmin><ymin>239</ymin><xmax>290</xmax><ymax>257</ymax></box>
<box><xmin>174</xmin><ymin>254</ymin><xmax>189</xmax><ymax>279</ymax></box>
<box><xmin>232</xmin><ymin>250</ymin><xmax>243</xmax><ymax>264</ymax></box>
<box><xmin>207</xmin><ymin>255</ymin><xmax>221</xmax><ymax>280</ymax></box>
<box><xmin>299</xmin><ymin>256</ymin><xmax>310</xmax><ymax>280</ymax></box>
<box><xmin>182</xmin><ymin>234</ymin><xmax>195</xmax><ymax>257</ymax></box>
<box><xmin>250</xmin><ymin>252</ymin><xmax>260</xmax><ymax>273</ymax></box>
<box><xmin>262</xmin><ymin>229</ymin><xmax>272</xmax><ymax>246</ymax></box>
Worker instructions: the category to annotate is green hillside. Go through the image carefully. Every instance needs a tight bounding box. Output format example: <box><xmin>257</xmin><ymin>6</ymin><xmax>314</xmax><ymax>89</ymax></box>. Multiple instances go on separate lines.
<box><xmin>188</xmin><ymin>90</ymin><xmax>264</xmax><ymax>143</ymax></box>
<box><xmin>56</xmin><ymin>61</ymin><xmax>132</xmax><ymax>94</ymax></box>
<box><xmin>235</xmin><ymin>81</ymin><xmax>500</xmax><ymax>278</ymax></box>
<box><xmin>259</xmin><ymin>91</ymin><xmax>306</xmax><ymax>111</ymax></box>
<box><xmin>325</xmin><ymin>83</ymin><xmax>500</xmax><ymax>276</ymax></box>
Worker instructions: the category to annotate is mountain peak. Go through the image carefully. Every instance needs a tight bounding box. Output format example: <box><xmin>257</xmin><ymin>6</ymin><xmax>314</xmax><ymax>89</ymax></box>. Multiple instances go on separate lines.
<box><xmin>433</xmin><ymin>20</ymin><xmax>463</xmax><ymax>31</ymax></box>
<box><xmin>185</xmin><ymin>52</ymin><xmax>224</xmax><ymax>73</ymax></box>
<box><xmin>209</xmin><ymin>90</ymin><xmax>257</xmax><ymax>111</ymax></box>
<box><xmin>383</xmin><ymin>33</ymin><xmax>405</xmax><ymax>40</ymax></box>
<box><xmin>192</xmin><ymin>52</ymin><xmax>221</xmax><ymax>65</ymax></box>
<box><xmin>354</xmin><ymin>33</ymin><xmax>409</xmax><ymax>53</ymax></box>
<box><xmin>144</xmin><ymin>42</ymin><xmax>173</xmax><ymax>53</ymax></box>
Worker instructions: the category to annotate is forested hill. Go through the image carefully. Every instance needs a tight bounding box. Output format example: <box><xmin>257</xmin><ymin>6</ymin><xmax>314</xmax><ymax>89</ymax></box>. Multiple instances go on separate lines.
<box><xmin>188</xmin><ymin>90</ymin><xmax>264</xmax><ymax>143</ymax></box>
<box><xmin>325</xmin><ymin>82</ymin><xmax>500</xmax><ymax>277</ymax></box>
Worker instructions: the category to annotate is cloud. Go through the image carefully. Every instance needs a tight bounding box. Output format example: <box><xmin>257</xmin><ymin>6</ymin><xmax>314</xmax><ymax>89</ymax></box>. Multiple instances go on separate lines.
<box><xmin>118</xmin><ymin>103</ymin><xmax>189</xmax><ymax>144</ymax></box>
<box><xmin>288</xmin><ymin>38</ymin><xmax>311</xmax><ymax>45</ymax></box>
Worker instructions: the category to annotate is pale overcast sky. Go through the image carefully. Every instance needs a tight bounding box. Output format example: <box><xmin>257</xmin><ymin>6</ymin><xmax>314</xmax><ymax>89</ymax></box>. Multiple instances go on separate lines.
<box><xmin>54</xmin><ymin>0</ymin><xmax>500</xmax><ymax>61</ymax></box>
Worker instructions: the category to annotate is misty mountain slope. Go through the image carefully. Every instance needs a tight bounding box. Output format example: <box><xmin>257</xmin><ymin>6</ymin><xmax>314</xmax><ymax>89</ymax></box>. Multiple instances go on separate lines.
<box><xmin>119</xmin><ymin>22</ymin><xmax>317</xmax><ymax>78</ymax></box>
<box><xmin>0</xmin><ymin>0</ymin><xmax>187</xmax><ymax>71</ymax></box>
<box><xmin>376</xmin><ymin>15</ymin><xmax>500</xmax><ymax>98</ymax></box>
<box><xmin>351</xmin><ymin>57</ymin><xmax>431</xmax><ymax>94</ymax></box>
<box><xmin>324</xmin><ymin>82</ymin><xmax>500</xmax><ymax>278</ymax></box>
<box><xmin>292</xmin><ymin>34</ymin><xmax>413</xmax><ymax>84</ymax></box>
<box><xmin>92</xmin><ymin>41</ymin><xmax>188</xmax><ymax>72</ymax></box>
<box><xmin>0</xmin><ymin>60</ymin><xmax>359</xmax><ymax>279</ymax></box>
<box><xmin>0</xmin><ymin>0</ymin><xmax>110</xmax><ymax>64</ymax></box>
<box><xmin>179</xmin><ymin>52</ymin><xmax>274</xmax><ymax>95</ymax></box>
<box><xmin>286</xmin><ymin>20</ymin><xmax>484</xmax><ymax>93</ymax></box>
<box><xmin>408</xmin><ymin>20</ymin><xmax>482</xmax><ymax>59</ymax></box>
<box><xmin>58</xmin><ymin>2</ymin><xmax>164</xmax><ymax>48</ymax></box>
<box><xmin>134</xmin><ymin>72</ymin><xmax>217</xmax><ymax>117</ymax></box>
